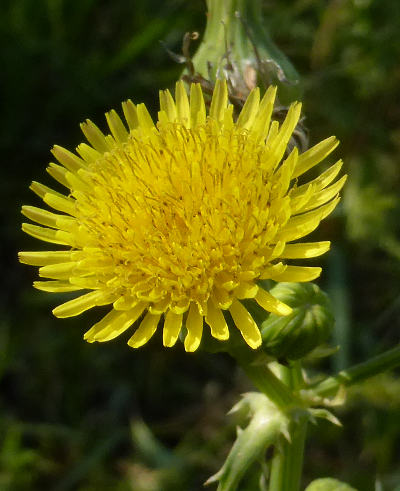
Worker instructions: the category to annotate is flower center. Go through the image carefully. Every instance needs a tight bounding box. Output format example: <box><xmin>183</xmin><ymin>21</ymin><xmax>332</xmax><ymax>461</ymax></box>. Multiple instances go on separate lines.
<box><xmin>74</xmin><ymin>121</ymin><xmax>290</xmax><ymax>313</ymax></box>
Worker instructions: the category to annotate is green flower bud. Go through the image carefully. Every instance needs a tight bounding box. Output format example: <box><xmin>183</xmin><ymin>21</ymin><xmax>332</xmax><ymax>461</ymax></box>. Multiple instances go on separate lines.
<box><xmin>260</xmin><ymin>282</ymin><xmax>335</xmax><ymax>361</ymax></box>
<box><xmin>189</xmin><ymin>0</ymin><xmax>302</xmax><ymax>104</ymax></box>
<box><xmin>305</xmin><ymin>478</ymin><xmax>358</xmax><ymax>491</ymax></box>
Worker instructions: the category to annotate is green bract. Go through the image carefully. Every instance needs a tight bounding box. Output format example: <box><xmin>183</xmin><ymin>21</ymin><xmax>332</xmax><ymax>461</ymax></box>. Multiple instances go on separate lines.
<box><xmin>206</xmin><ymin>392</ymin><xmax>289</xmax><ymax>490</ymax></box>
<box><xmin>260</xmin><ymin>282</ymin><xmax>335</xmax><ymax>361</ymax></box>
<box><xmin>190</xmin><ymin>0</ymin><xmax>302</xmax><ymax>103</ymax></box>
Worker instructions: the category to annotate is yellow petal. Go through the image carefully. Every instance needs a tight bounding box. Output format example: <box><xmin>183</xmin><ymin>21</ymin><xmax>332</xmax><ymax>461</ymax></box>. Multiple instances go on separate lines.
<box><xmin>276</xmin><ymin>196</ymin><xmax>340</xmax><ymax>242</ymax></box>
<box><xmin>53</xmin><ymin>290</ymin><xmax>113</xmax><ymax>318</ymax></box>
<box><xmin>22</xmin><ymin>206</ymin><xmax>75</xmax><ymax>231</ymax></box>
<box><xmin>113</xmin><ymin>295</ymin><xmax>138</xmax><ymax>311</ymax></box>
<box><xmin>51</xmin><ymin>145</ymin><xmax>86</xmax><ymax>172</ymax></box>
<box><xmin>64</xmin><ymin>171</ymin><xmax>90</xmax><ymax>193</ymax></box>
<box><xmin>34</xmin><ymin>280</ymin><xmax>84</xmax><ymax>292</ymax></box>
<box><xmin>22</xmin><ymin>223</ymin><xmax>74</xmax><ymax>246</ymax></box>
<box><xmin>157</xmin><ymin>109</ymin><xmax>169</xmax><ymax>125</ymax></box>
<box><xmin>39</xmin><ymin>262</ymin><xmax>78</xmax><ymax>280</ymax></box>
<box><xmin>77</xmin><ymin>255</ymin><xmax>113</xmax><ymax>270</ymax></box>
<box><xmin>206</xmin><ymin>298</ymin><xmax>229</xmax><ymax>340</ymax></box>
<box><xmin>209</xmin><ymin>79</ymin><xmax>228</xmax><ymax>122</ymax></box>
<box><xmin>47</xmin><ymin>163</ymin><xmax>69</xmax><ymax>188</ymax></box>
<box><xmin>30</xmin><ymin>181</ymin><xmax>65</xmax><ymax>200</ymax></box>
<box><xmin>236</xmin><ymin>87</ymin><xmax>260</xmax><ymax>129</ymax></box>
<box><xmin>106</xmin><ymin>109</ymin><xmax>129</xmax><ymax>143</ymax></box>
<box><xmin>290</xmin><ymin>159</ymin><xmax>343</xmax><ymax>200</ymax></box>
<box><xmin>293</xmin><ymin>136</ymin><xmax>339</xmax><ymax>178</ymax></box>
<box><xmin>270</xmin><ymin>241</ymin><xmax>286</xmax><ymax>260</ymax></box>
<box><xmin>266</xmin><ymin>120</ymin><xmax>279</xmax><ymax>144</ymax></box>
<box><xmin>273</xmin><ymin>147</ymin><xmax>298</xmax><ymax>197</ymax></box>
<box><xmin>281</xmin><ymin>241</ymin><xmax>331</xmax><ymax>259</ymax></box>
<box><xmin>223</xmin><ymin>104</ymin><xmax>234</xmax><ymax>129</ymax></box>
<box><xmin>190</xmin><ymin>83</ymin><xmax>206</xmax><ymax>127</ymax></box>
<box><xmin>18</xmin><ymin>250</ymin><xmax>74</xmax><ymax>266</ymax></box>
<box><xmin>43</xmin><ymin>193</ymin><xmax>76</xmax><ymax>216</ymax></box>
<box><xmin>170</xmin><ymin>298</ymin><xmax>190</xmax><ymax>315</ymax></box>
<box><xmin>255</xmin><ymin>288</ymin><xmax>292</xmax><ymax>316</ymax></box>
<box><xmin>128</xmin><ymin>312</ymin><xmax>160</xmax><ymax>348</ymax></box>
<box><xmin>149</xmin><ymin>297</ymin><xmax>170</xmax><ymax>314</ymax></box>
<box><xmin>270</xmin><ymin>265</ymin><xmax>322</xmax><ymax>282</ymax></box>
<box><xmin>279</xmin><ymin>102</ymin><xmax>302</xmax><ymax>144</ymax></box>
<box><xmin>159</xmin><ymin>89</ymin><xmax>177</xmax><ymax>122</ymax></box>
<box><xmin>289</xmin><ymin>183</ymin><xmax>315</xmax><ymax>214</ymax></box>
<box><xmin>163</xmin><ymin>310</ymin><xmax>183</xmax><ymax>347</ymax></box>
<box><xmin>69</xmin><ymin>276</ymin><xmax>100</xmax><ymax>289</ymax></box>
<box><xmin>250</xmin><ymin>85</ymin><xmax>277</xmax><ymax>141</ymax></box>
<box><xmin>122</xmin><ymin>100</ymin><xmax>139</xmax><ymax>130</ymax></box>
<box><xmin>229</xmin><ymin>299</ymin><xmax>261</xmax><ymax>349</ymax></box>
<box><xmin>213</xmin><ymin>287</ymin><xmax>233</xmax><ymax>309</ymax></box>
<box><xmin>175</xmin><ymin>81</ymin><xmax>190</xmax><ymax>127</ymax></box>
<box><xmin>22</xmin><ymin>205</ymin><xmax>61</xmax><ymax>229</ymax></box>
<box><xmin>267</xmin><ymin>102</ymin><xmax>302</xmax><ymax>171</ymax></box>
<box><xmin>80</xmin><ymin>119</ymin><xmax>110</xmax><ymax>152</ymax></box>
<box><xmin>300</xmin><ymin>175</ymin><xmax>347</xmax><ymax>212</ymax></box>
<box><xmin>136</xmin><ymin>103</ymin><xmax>155</xmax><ymax>131</ymax></box>
<box><xmin>76</xmin><ymin>142</ymin><xmax>102</xmax><ymax>163</ymax></box>
<box><xmin>260</xmin><ymin>262</ymin><xmax>287</xmax><ymax>280</ymax></box>
<box><xmin>184</xmin><ymin>303</ymin><xmax>203</xmax><ymax>352</ymax></box>
<box><xmin>85</xmin><ymin>303</ymin><xmax>148</xmax><ymax>342</ymax></box>
<box><xmin>316</xmin><ymin>159</ymin><xmax>344</xmax><ymax>189</ymax></box>
<box><xmin>234</xmin><ymin>282</ymin><xmax>259</xmax><ymax>299</ymax></box>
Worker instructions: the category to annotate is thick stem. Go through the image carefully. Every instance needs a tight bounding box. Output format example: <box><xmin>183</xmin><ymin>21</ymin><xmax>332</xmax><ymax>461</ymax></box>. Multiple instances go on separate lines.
<box><xmin>269</xmin><ymin>363</ymin><xmax>307</xmax><ymax>491</ymax></box>
<box><xmin>240</xmin><ymin>362</ymin><xmax>299</xmax><ymax>411</ymax></box>
<box><xmin>313</xmin><ymin>343</ymin><xmax>400</xmax><ymax>398</ymax></box>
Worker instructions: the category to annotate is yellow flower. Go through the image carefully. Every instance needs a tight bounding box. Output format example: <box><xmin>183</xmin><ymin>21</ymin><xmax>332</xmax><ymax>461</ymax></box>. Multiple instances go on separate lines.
<box><xmin>19</xmin><ymin>81</ymin><xmax>345</xmax><ymax>352</ymax></box>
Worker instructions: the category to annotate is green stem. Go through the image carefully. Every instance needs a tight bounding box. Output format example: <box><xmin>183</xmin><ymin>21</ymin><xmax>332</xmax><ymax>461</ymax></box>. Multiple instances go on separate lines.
<box><xmin>190</xmin><ymin>0</ymin><xmax>301</xmax><ymax>102</ymax></box>
<box><xmin>241</xmin><ymin>362</ymin><xmax>298</xmax><ymax>410</ymax></box>
<box><xmin>269</xmin><ymin>363</ymin><xmax>307</xmax><ymax>491</ymax></box>
<box><xmin>313</xmin><ymin>343</ymin><xmax>400</xmax><ymax>398</ymax></box>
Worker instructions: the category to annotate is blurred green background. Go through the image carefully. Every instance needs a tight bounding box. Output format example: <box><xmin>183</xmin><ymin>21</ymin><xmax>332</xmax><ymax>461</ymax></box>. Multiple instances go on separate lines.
<box><xmin>1</xmin><ymin>0</ymin><xmax>400</xmax><ymax>489</ymax></box>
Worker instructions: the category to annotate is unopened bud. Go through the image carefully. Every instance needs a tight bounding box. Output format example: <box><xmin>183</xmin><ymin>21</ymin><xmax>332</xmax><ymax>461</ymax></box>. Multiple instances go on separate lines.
<box><xmin>305</xmin><ymin>478</ymin><xmax>357</xmax><ymax>491</ymax></box>
<box><xmin>260</xmin><ymin>282</ymin><xmax>335</xmax><ymax>361</ymax></box>
<box><xmin>188</xmin><ymin>0</ymin><xmax>302</xmax><ymax>104</ymax></box>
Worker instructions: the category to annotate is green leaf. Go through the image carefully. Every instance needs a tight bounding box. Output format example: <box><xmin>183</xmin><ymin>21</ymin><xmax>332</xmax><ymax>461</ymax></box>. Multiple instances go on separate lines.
<box><xmin>205</xmin><ymin>393</ymin><xmax>289</xmax><ymax>491</ymax></box>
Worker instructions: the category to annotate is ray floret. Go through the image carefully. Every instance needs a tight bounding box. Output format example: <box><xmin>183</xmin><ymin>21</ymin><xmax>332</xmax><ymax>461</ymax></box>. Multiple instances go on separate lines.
<box><xmin>20</xmin><ymin>80</ymin><xmax>345</xmax><ymax>352</ymax></box>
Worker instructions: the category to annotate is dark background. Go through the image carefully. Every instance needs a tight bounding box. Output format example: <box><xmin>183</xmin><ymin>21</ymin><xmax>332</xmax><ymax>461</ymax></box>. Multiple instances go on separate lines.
<box><xmin>1</xmin><ymin>0</ymin><xmax>400</xmax><ymax>489</ymax></box>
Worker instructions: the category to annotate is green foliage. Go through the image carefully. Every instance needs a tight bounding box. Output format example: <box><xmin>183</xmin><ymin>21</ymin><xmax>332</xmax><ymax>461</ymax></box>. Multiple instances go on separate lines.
<box><xmin>207</xmin><ymin>393</ymin><xmax>289</xmax><ymax>490</ymax></box>
<box><xmin>0</xmin><ymin>425</ymin><xmax>46</xmax><ymax>490</ymax></box>
<box><xmin>344</xmin><ymin>164</ymin><xmax>400</xmax><ymax>260</ymax></box>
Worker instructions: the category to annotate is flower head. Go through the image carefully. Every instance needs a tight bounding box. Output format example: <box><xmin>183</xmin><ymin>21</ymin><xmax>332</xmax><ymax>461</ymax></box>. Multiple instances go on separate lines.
<box><xmin>20</xmin><ymin>81</ymin><xmax>345</xmax><ymax>352</ymax></box>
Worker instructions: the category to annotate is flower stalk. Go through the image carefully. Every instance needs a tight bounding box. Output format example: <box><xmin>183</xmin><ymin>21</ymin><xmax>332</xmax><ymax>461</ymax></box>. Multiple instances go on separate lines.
<box><xmin>240</xmin><ymin>362</ymin><xmax>299</xmax><ymax>411</ymax></box>
<box><xmin>268</xmin><ymin>363</ymin><xmax>308</xmax><ymax>491</ymax></box>
<box><xmin>312</xmin><ymin>343</ymin><xmax>400</xmax><ymax>398</ymax></box>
